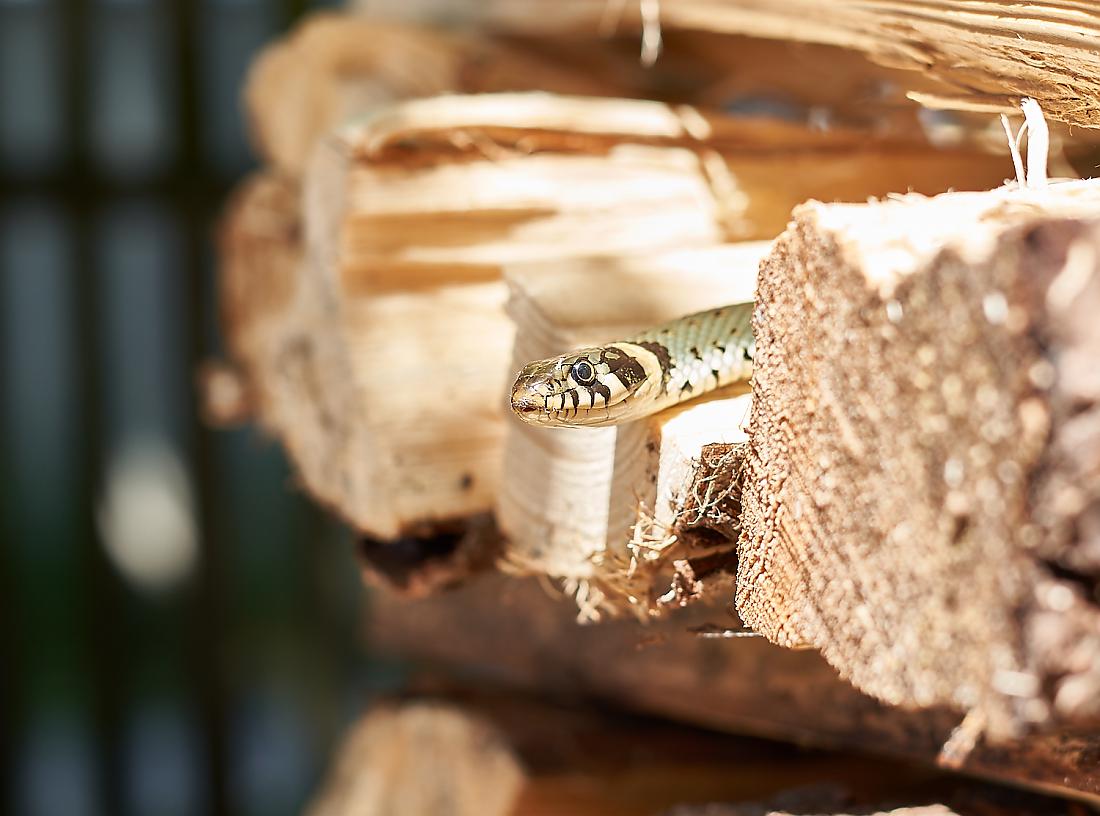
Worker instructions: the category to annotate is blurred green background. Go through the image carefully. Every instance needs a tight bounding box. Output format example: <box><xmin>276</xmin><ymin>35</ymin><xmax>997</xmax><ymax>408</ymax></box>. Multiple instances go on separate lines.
<box><xmin>0</xmin><ymin>1</ymin><xmax>382</xmax><ymax>814</ymax></box>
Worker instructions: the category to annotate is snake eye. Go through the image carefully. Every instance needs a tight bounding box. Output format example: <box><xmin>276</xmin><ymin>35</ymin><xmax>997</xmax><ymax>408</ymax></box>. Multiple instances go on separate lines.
<box><xmin>570</xmin><ymin>360</ymin><xmax>596</xmax><ymax>385</ymax></box>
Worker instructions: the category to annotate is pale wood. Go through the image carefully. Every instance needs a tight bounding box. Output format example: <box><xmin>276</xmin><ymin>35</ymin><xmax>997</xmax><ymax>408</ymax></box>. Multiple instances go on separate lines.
<box><xmin>216</xmin><ymin>174</ymin><xmax>360</xmax><ymax>511</ymax></box>
<box><xmin>243</xmin><ymin>13</ymin><xmax>678</xmax><ymax>178</ymax></box>
<box><xmin>499</xmin><ymin>245</ymin><xmax>761</xmax><ymax>615</ymax></box>
<box><xmin>303</xmin><ymin>695</ymin><xmax>1064</xmax><ymax>816</ymax></box>
<box><xmin>663</xmin><ymin>1</ymin><xmax>1100</xmax><ymax>129</ymax></box>
<box><xmin>306</xmin><ymin>691</ymin><xmax>1055</xmax><ymax>816</ymax></box>
<box><xmin>663</xmin><ymin>807</ymin><xmax>961</xmax><ymax>816</ymax></box>
<box><xmin>250</xmin><ymin>11</ymin><xmax>969</xmax><ymax>181</ymax></box>
<box><xmin>454</xmin><ymin>1</ymin><xmax>1100</xmax><ymax>130</ymax></box>
<box><xmin>300</xmin><ymin>97</ymin><xmax>723</xmax><ymax>538</ymax></box>
<box><xmin>739</xmin><ymin>181</ymin><xmax>1100</xmax><ymax>744</ymax></box>
<box><xmin>217</xmin><ymin>92</ymin><xmax>1011</xmax><ymax>540</ymax></box>
<box><xmin>367</xmin><ymin>571</ymin><xmax>1100</xmax><ymax>804</ymax></box>
<box><xmin>306</xmin><ymin>702</ymin><xmax>524</xmax><ymax>816</ymax></box>
<box><xmin>259</xmin><ymin>8</ymin><xmax>1032</xmax><ymax>174</ymax></box>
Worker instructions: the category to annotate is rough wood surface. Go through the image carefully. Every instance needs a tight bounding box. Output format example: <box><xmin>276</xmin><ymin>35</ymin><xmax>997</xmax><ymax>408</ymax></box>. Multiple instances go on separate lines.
<box><xmin>308</xmin><ymin>691</ymin><xmax>1073</xmax><ymax>816</ymax></box>
<box><xmin>307</xmin><ymin>701</ymin><xmax>525</xmax><ymax>816</ymax></box>
<box><xmin>452</xmin><ymin>1</ymin><xmax>1100</xmax><ymax>131</ymax></box>
<box><xmin>499</xmin><ymin>246</ymin><xmax>759</xmax><ymax>614</ymax></box>
<box><xmin>244</xmin><ymin>13</ymin><xmax>727</xmax><ymax>178</ymax></box>
<box><xmin>661</xmin><ymin>802</ymin><xmax>1069</xmax><ymax>816</ymax></box>
<box><xmin>219</xmin><ymin>91</ymin><xmax>1009</xmax><ymax>542</ymax></box>
<box><xmin>366</xmin><ymin>572</ymin><xmax>1100</xmax><ymax>803</ymax></box>
<box><xmin>739</xmin><ymin>182</ymin><xmax>1100</xmax><ymax>743</ymax></box>
<box><xmin>257</xmin><ymin>8</ymin><xmax>1046</xmax><ymax>172</ymax></box>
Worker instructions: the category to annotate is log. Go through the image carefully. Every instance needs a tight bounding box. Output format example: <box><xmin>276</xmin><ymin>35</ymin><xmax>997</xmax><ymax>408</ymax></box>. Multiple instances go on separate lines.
<box><xmin>307</xmin><ymin>692</ymin><xmax>1003</xmax><ymax>816</ymax></box>
<box><xmin>366</xmin><ymin>571</ymin><xmax>1100</xmax><ymax>803</ymax></box>
<box><xmin>446</xmin><ymin>1</ymin><xmax>1100</xmax><ymax>131</ymax></box>
<box><xmin>662</xmin><ymin>801</ymin><xmax>1064</xmax><ymax>816</ymax></box>
<box><xmin>498</xmin><ymin>245</ymin><xmax>760</xmax><ymax>615</ymax></box>
<box><xmin>296</xmin><ymin>95</ymin><xmax>730</xmax><ymax>540</ymax></box>
<box><xmin>253</xmin><ymin>9</ymin><xmax>1032</xmax><ymax>177</ymax></box>
<box><xmin>305</xmin><ymin>695</ymin><xmax>1069</xmax><ymax>816</ymax></box>
<box><xmin>244</xmin><ymin>13</ymin><xmax>728</xmax><ymax>178</ymax></box>
<box><xmin>738</xmin><ymin>181</ymin><xmax>1100</xmax><ymax>743</ymax></box>
<box><xmin>226</xmin><ymin>90</ymin><xmax>1011</xmax><ymax>542</ymax></box>
<box><xmin>659</xmin><ymin>1</ymin><xmax>1100</xmax><ymax>129</ymax></box>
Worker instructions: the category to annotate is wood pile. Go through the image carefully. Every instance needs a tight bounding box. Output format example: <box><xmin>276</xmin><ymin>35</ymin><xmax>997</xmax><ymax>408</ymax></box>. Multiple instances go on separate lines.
<box><xmin>210</xmin><ymin>1</ymin><xmax>1100</xmax><ymax>813</ymax></box>
<box><xmin>307</xmin><ymin>691</ymin><xmax>1069</xmax><ymax>816</ymax></box>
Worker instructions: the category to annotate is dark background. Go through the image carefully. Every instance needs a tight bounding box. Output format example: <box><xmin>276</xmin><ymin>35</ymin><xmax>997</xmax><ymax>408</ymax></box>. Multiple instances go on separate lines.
<box><xmin>0</xmin><ymin>1</ymin><xmax>385</xmax><ymax>814</ymax></box>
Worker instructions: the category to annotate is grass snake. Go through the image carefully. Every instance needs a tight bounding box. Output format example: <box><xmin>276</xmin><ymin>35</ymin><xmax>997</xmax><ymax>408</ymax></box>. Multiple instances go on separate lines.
<box><xmin>510</xmin><ymin>302</ymin><xmax>754</xmax><ymax>428</ymax></box>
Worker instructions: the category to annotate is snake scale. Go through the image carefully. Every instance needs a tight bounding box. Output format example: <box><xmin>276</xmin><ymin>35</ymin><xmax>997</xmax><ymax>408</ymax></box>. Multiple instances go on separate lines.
<box><xmin>510</xmin><ymin>302</ymin><xmax>754</xmax><ymax>428</ymax></box>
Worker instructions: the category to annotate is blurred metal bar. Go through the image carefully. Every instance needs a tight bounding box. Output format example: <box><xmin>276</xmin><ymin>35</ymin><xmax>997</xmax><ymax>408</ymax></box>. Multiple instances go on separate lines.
<box><xmin>169</xmin><ymin>0</ymin><xmax>232</xmax><ymax>812</ymax></box>
<box><xmin>59</xmin><ymin>0</ymin><xmax>127</xmax><ymax>811</ymax></box>
<box><xmin>1</xmin><ymin>204</ymin><xmax>94</xmax><ymax>816</ymax></box>
<box><xmin>0</xmin><ymin>186</ymin><xmax>13</xmax><ymax>816</ymax></box>
<box><xmin>0</xmin><ymin>2</ymin><xmax>65</xmax><ymax>175</ymax></box>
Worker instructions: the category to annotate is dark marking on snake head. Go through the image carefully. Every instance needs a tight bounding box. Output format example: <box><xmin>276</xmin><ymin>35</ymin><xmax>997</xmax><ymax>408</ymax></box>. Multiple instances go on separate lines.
<box><xmin>591</xmin><ymin>382</ymin><xmax>611</xmax><ymax>406</ymax></box>
<box><xmin>601</xmin><ymin>347</ymin><xmax>647</xmax><ymax>390</ymax></box>
<box><xmin>635</xmin><ymin>341</ymin><xmax>673</xmax><ymax>383</ymax></box>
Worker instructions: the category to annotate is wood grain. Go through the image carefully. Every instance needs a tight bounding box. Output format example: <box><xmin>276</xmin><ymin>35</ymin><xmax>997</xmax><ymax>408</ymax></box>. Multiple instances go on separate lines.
<box><xmin>739</xmin><ymin>183</ymin><xmax>1100</xmax><ymax>740</ymax></box>
<box><xmin>367</xmin><ymin>571</ymin><xmax>1100</xmax><ymax>803</ymax></box>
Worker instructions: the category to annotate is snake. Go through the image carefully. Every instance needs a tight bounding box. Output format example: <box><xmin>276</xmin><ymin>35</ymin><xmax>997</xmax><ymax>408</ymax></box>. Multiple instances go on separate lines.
<box><xmin>509</xmin><ymin>302</ymin><xmax>754</xmax><ymax>428</ymax></box>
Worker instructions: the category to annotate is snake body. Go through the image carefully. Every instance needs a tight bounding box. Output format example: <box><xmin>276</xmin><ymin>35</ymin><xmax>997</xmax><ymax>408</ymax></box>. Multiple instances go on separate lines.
<box><xmin>510</xmin><ymin>302</ymin><xmax>754</xmax><ymax>428</ymax></box>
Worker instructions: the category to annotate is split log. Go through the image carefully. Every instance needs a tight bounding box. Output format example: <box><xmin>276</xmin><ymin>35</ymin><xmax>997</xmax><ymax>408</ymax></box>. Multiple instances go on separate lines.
<box><xmin>244</xmin><ymin>13</ymin><xmax>727</xmax><ymax>178</ymax></box>
<box><xmin>441</xmin><ymin>0</ymin><xmax>1100</xmax><ymax>131</ymax></box>
<box><xmin>662</xmin><ymin>800</ymin><xmax>1066</xmax><ymax>816</ymax></box>
<box><xmin>306</xmin><ymin>692</ymin><xmax>1072</xmax><ymax>816</ymax></box>
<box><xmin>366</xmin><ymin>571</ymin><xmax>1100</xmax><ymax>804</ymax></box>
<box><xmin>307</xmin><ymin>693</ymin><xmax>991</xmax><ymax>816</ymax></box>
<box><xmin>738</xmin><ymin>181</ymin><xmax>1100</xmax><ymax>743</ymax></box>
<box><xmin>252</xmin><ymin>9</ymin><xmax>1032</xmax><ymax>179</ymax></box>
<box><xmin>224</xmin><ymin>91</ymin><xmax>1010</xmax><ymax>543</ymax></box>
<box><xmin>295</xmin><ymin>95</ymin><xmax>728</xmax><ymax>540</ymax></box>
<box><xmin>659</xmin><ymin>0</ymin><xmax>1100</xmax><ymax>129</ymax></box>
<box><xmin>498</xmin><ymin>245</ymin><xmax>760</xmax><ymax>614</ymax></box>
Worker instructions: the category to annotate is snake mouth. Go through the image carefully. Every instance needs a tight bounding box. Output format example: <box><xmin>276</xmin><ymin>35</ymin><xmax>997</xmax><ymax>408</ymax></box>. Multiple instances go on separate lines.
<box><xmin>509</xmin><ymin>383</ymin><xmax>545</xmax><ymax>422</ymax></box>
<box><xmin>510</xmin><ymin>368</ymin><xmax>565</xmax><ymax>425</ymax></box>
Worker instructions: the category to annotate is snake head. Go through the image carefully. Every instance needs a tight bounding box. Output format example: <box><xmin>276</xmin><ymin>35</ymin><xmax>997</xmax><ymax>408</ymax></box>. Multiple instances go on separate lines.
<box><xmin>509</xmin><ymin>343</ymin><xmax>656</xmax><ymax>428</ymax></box>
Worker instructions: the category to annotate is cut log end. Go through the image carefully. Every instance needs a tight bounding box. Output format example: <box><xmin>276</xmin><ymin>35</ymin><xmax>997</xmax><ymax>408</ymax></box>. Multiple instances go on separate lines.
<box><xmin>738</xmin><ymin>183</ymin><xmax>1100</xmax><ymax>739</ymax></box>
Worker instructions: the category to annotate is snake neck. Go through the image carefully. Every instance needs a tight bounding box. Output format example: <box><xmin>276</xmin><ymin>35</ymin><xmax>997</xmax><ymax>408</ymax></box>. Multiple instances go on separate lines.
<box><xmin>623</xmin><ymin>303</ymin><xmax>755</xmax><ymax>416</ymax></box>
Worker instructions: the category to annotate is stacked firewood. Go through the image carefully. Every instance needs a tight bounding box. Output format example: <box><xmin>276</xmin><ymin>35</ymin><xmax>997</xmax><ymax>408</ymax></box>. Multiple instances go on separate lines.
<box><xmin>215</xmin><ymin>2</ymin><xmax>1100</xmax><ymax>813</ymax></box>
